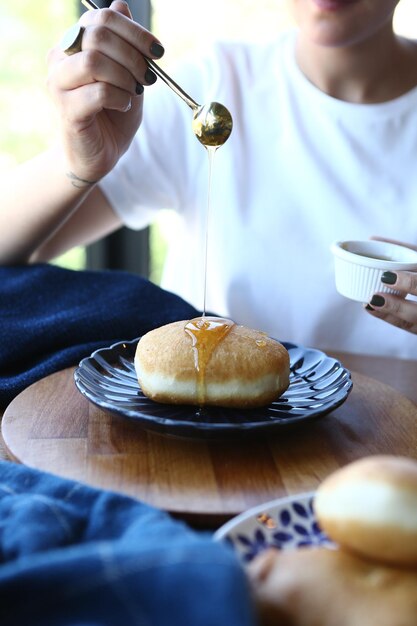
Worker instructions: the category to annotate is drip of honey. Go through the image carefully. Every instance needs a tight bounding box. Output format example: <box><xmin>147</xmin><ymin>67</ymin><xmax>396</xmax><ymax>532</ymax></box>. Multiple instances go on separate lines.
<box><xmin>202</xmin><ymin>145</ymin><xmax>218</xmax><ymax>316</ymax></box>
<box><xmin>184</xmin><ymin>316</ymin><xmax>234</xmax><ymax>404</ymax></box>
<box><xmin>183</xmin><ymin>127</ymin><xmax>233</xmax><ymax>405</ymax></box>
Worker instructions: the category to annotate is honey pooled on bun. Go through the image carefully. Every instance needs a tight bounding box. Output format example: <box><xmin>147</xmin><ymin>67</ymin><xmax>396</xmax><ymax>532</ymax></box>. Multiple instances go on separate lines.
<box><xmin>134</xmin><ymin>317</ymin><xmax>290</xmax><ymax>408</ymax></box>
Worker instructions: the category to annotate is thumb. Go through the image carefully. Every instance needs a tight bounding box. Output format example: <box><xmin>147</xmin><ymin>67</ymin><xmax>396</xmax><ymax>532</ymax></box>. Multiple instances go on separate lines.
<box><xmin>109</xmin><ymin>0</ymin><xmax>133</xmax><ymax>19</ymax></box>
<box><xmin>370</xmin><ymin>236</ymin><xmax>417</xmax><ymax>253</ymax></box>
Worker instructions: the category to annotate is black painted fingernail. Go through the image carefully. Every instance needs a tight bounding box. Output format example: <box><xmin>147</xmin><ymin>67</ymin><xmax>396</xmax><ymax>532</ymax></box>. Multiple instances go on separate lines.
<box><xmin>150</xmin><ymin>41</ymin><xmax>164</xmax><ymax>58</ymax></box>
<box><xmin>381</xmin><ymin>271</ymin><xmax>397</xmax><ymax>285</ymax></box>
<box><xmin>370</xmin><ymin>295</ymin><xmax>385</xmax><ymax>307</ymax></box>
<box><xmin>365</xmin><ymin>304</ymin><xmax>374</xmax><ymax>311</ymax></box>
<box><xmin>145</xmin><ymin>68</ymin><xmax>157</xmax><ymax>84</ymax></box>
<box><xmin>135</xmin><ymin>82</ymin><xmax>144</xmax><ymax>95</ymax></box>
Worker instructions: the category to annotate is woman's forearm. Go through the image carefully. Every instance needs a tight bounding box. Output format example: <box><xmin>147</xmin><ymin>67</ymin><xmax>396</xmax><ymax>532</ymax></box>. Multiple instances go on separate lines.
<box><xmin>0</xmin><ymin>147</ymin><xmax>96</xmax><ymax>265</ymax></box>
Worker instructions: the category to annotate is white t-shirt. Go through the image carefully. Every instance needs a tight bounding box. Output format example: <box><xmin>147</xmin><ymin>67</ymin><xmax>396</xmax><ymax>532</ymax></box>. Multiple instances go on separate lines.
<box><xmin>100</xmin><ymin>30</ymin><xmax>417</xmax><ymax>360</ymax></box>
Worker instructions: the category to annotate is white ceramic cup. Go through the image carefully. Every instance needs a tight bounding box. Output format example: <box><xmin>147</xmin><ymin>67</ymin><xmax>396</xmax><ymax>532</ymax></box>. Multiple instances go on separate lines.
<box><xmin>330</xmin><ymin>240</ymin><xmax>417</xmax><ymax>303</ymax></box>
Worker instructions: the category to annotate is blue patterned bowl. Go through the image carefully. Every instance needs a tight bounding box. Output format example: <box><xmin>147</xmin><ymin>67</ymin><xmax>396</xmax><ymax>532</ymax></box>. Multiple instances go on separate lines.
<box><xmin>213</xmin><ymin>492</ymin><xmax>334</xmax><ymax>563</ymax></box>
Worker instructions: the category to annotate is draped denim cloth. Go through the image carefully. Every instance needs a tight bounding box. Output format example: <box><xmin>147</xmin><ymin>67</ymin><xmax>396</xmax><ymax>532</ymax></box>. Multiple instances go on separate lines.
<box><xmin>0</xmin><ymin>264</ymin><xmax>201</xmax><ymax>407</ymax></box>
<box><xmin>0</xmin><ymin>461</ymin><xmax>256</xmax><ymax>626</ymax></box>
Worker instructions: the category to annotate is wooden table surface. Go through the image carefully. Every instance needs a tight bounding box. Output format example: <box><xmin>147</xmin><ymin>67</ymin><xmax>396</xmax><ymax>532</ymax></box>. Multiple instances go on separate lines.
<box><xmin>1</xmin><ymin>351</ymin><xmax>417</xmax><ymax>528</ymax></box>
<box><xmin>330</xmin><ymin>351</ymin><xmax>417</xmax><ymax>405</ymax></box>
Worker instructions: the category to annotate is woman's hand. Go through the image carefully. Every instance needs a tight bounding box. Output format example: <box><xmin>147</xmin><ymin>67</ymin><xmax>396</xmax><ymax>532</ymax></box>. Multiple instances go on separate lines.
<box><xmin>47</xmin><ymin>0</ymin><xmax>164</xmax><ymax>186</ymax></box>
<box><xmin>365</xmin><ymin>238</ymin><xmax>417</xmax><ymax>334</ymax></box>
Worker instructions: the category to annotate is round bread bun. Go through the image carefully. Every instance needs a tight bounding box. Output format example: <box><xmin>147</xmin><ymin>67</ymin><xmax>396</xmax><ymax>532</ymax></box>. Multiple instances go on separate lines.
<box><xmin>247</xmin><ymin>546</ymin><xmax>417</xmax><ymax>626</ymax></box>
<box><xmin>134</xmin><ymin>317</ymin><xmax>290</xmax><ymax>408</ymax></box>
<box><xmin>314</xmin><ymin>455</ymin><xmax>417</xmax><ymax>567</ymax></box>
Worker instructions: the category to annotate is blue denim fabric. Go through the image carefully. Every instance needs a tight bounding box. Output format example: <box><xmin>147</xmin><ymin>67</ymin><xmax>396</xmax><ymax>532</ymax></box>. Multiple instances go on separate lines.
<box><xmin>0</xmin><ymin>461</ymin><xmax>257</xmax><ymax>626</ymax></box>
<box><xmin>0</xmin><ymin>264</ymin><xmax>201</xmax><ymax>406</ymax></box>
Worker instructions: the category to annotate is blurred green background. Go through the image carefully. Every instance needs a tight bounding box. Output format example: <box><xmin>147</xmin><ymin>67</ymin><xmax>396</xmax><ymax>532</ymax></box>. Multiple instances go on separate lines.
<box><xmin>0</xmin><ymin>0</ymin><xmax>84</xmax><ymax>269</ymax></box>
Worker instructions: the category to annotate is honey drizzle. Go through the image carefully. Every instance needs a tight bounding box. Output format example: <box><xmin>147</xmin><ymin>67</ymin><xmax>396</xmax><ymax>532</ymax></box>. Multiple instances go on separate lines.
<box><xmin>184</xmin><ymin>316</ymin><xmax>234</xmax><ymax>405</ymax></box>
<box><xmin>202</xmin><ymin>145</ymin><xmax>218</xmax><ymax>316</ymax></box>
<box><xmin>184</xmin><ymin>136</ymin><xmax>230</xmax><ymax>405</ymax></box>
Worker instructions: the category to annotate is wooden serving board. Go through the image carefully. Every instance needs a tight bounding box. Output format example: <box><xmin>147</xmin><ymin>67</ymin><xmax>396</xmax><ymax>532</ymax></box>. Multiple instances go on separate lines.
<box><xmin>2</xmin><ymin>367</ymin><xmax>417</xmax><ymax>527</ymax></box>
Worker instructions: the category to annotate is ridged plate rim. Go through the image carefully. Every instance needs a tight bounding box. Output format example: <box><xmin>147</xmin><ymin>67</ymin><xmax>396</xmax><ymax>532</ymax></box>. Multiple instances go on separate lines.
<box><xmin>74</xmin><ymin>338</ymin><xmax>352</xmax><ymax>439</ymax></box>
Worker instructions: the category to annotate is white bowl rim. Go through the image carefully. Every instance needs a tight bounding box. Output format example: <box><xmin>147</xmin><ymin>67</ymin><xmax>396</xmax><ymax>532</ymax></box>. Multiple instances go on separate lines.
<box><xmin>330</xmin><ymin>240</ymin><xmax>417</xmax><ymax>270</ymax></box>
<box><xmin>213</xmin><ymin>491</ymin><xmax>316</xmax><ymax>542</ymax></box>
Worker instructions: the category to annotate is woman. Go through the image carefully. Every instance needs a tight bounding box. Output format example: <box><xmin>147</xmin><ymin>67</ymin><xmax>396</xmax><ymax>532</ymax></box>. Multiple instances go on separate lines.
<box><xmin>1</xmin><ymin>0</ymin><xmax>416</xmax><ymax>356</ymax></box>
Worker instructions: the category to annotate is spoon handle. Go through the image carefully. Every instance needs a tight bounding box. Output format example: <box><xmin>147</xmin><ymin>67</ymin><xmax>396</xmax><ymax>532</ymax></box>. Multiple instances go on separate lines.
<box><xmin>146</xmin><ymin>59</ymin><xmax>199</xmax><ymax>111</ymax></box>
<box><xmin>81</xmin><ymin>0</ymin><xmax>199</xmax><ymax>111</ymax></box>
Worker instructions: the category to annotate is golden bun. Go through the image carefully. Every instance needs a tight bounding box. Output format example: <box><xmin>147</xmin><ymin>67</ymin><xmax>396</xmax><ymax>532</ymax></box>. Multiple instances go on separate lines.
<box><xmin>314</xmin><ymin>455</ymin><xmax>417</xmax><ymax>567</ymax></box>
<box><xmin>247</xmin><ymin>546</ymin><xmax>417</xmax><ymax>626</ymax></box>
<box><xmin>134</xmin><ymin>317</ymin><xmax>290</xmax><ymax>408</ymax></box>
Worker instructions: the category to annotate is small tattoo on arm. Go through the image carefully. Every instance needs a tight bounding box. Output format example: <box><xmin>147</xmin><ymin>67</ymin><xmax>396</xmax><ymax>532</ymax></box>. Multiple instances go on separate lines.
<box><xmin>66</xmin><ymin>171</ymin><xmax>98</xmax><ymax>188</ymax></box>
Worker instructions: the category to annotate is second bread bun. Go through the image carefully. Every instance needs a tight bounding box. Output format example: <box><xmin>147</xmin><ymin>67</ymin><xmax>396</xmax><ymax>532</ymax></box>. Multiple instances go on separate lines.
<box><xmin>314</xmin><ymin>455</ymin><xmax>417</xmax><ymax>567</ymax></box>
<box><xmin>135</xmin><ymin>317</ymin><xmax>290</xmax><ymax>408</ymax></box>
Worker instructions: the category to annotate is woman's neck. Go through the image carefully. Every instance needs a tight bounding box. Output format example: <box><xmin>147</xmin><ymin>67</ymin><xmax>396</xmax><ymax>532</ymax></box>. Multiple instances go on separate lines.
<box><xmin>295</xmin><ymin>27</ymin><xmax>417</xmax><ymax>103</ymax></box>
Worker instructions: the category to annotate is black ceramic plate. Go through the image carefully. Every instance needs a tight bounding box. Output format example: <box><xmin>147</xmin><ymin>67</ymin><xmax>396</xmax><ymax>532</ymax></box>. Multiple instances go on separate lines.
<box><xmin>74</xmin><ymin>338</ymin><xmax>352</xmax><ymax>439</ymax></box>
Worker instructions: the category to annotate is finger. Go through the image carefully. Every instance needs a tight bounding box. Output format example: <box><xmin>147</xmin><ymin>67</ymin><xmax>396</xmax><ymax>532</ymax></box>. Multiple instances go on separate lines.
<box><xmin>80</xmin><ymin>4</ymin><xmax>164</xmax><ymax>60</ymax></box>
<box><xmin>380</xmin><ymin>270</ymin><xmax>417</xmax><ymax>296</ymax></box>
<box><xmin>364</xmin><ymin>306</ymin><xmax>417</xmax><ymax>333</ymax></box>
<box><xmin>62</xmin><ymin>19</ymin><xmax>159</xmax><ymax>87</ymax></box>
<box><xmin>109</xmin><ymin>0</ymin><xmax>133</xmax><ymax>19</ymax></box>
<box><xmin>51</xmin><ymin>26</ymin><xmax>155</xmax><ymax>89</ymax></box>
<box><xmin>49</xmin><ymin>47</ymin><xmax>139</xmax><ymax>96</ymax></box>
<box><xmin>365</xmin><ymin>292</ymin><xmax>417</xmax><ymax>330</ymax></box>
<box><xmin>370</xmin><ymin>236</ymin><xmax>417</xmax><ymax>253</ymax></box>
<box><xmin>81</xmin><ymin>25</ymin><xmax>158</xmax><ymax>85</ymax></box>
<box><xmin>61</xmin><ymin>82</ymin><xmax>134</xmax><ymax>122</ymax></box>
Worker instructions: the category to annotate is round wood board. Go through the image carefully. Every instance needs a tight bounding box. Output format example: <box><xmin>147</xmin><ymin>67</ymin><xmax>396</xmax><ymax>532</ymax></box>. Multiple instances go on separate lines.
<box><xmin>2</xmin><ymin>367</ymin><xmax>417</xmax><ymax>527</ymax></box>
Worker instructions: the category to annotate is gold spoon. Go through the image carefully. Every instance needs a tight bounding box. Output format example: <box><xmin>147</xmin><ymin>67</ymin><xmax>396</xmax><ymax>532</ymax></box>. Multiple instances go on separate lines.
<box><xmin>81</xmin><ymin>0</ymin><xmax>233</xmax><ymax>147</ymax></box>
